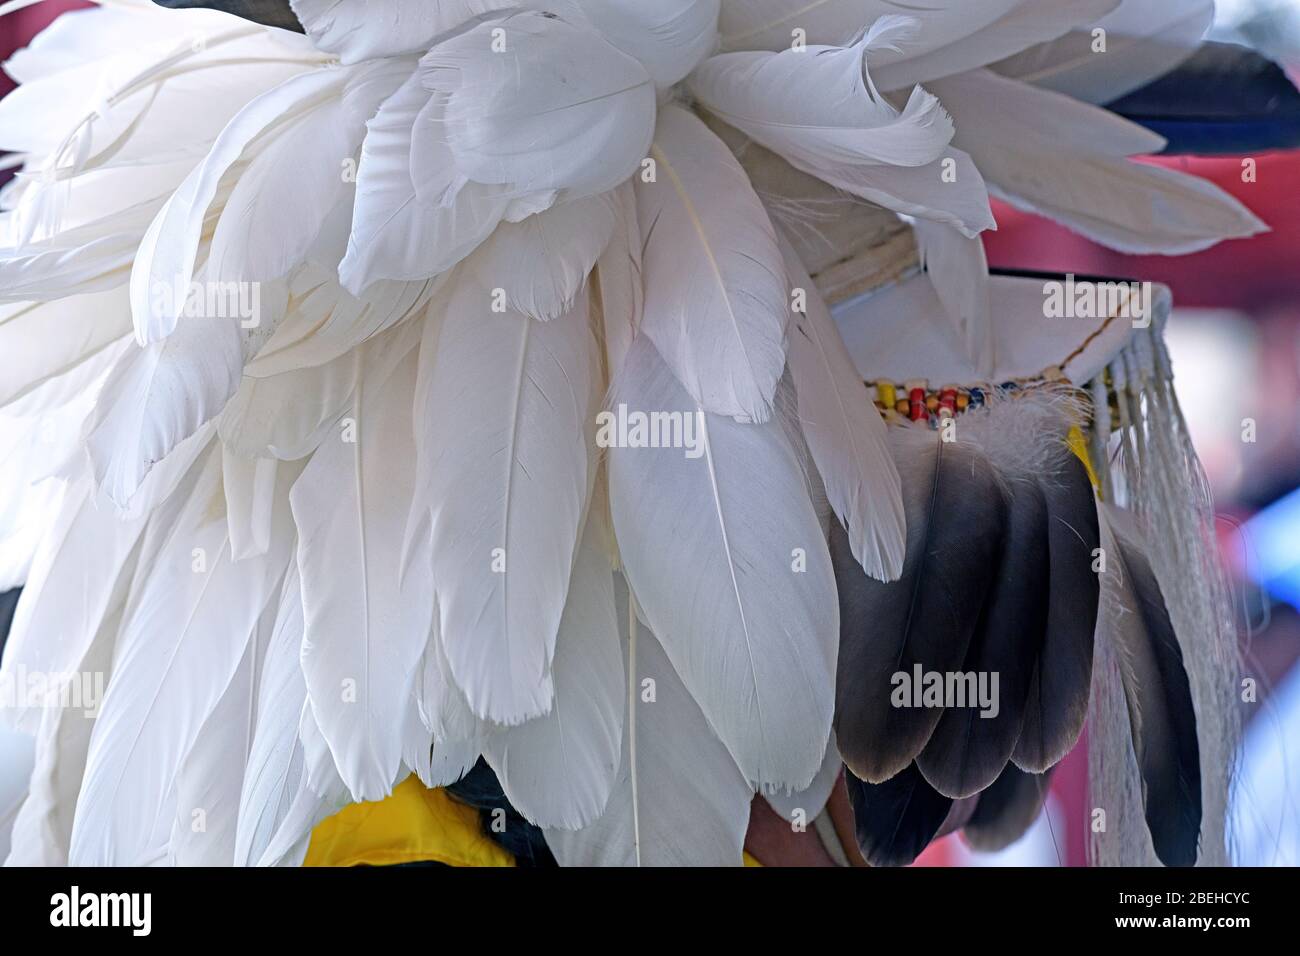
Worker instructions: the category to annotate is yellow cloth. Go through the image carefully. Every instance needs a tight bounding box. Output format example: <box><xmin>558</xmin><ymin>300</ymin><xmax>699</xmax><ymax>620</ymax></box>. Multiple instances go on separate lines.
<box><xmin>742</xmin><ymin>851</ymin><xmax>762</xmax><ymax>867</ymax></box>
<box><xmin>1068</xmin><ymin>425</ymin><xmax>1102</xmax><ymax>497</ymax></box>
<box><xmin>305</xmin><ymin>776</ymin><xmax>515</xmax><ymax>868</ymax></box>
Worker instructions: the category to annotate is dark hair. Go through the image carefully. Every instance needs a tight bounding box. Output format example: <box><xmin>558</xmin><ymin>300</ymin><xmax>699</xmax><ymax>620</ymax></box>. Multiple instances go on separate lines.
<box><xmin>445</xmin><ymin>758</ymin><xmax>557</xmax><ymax>867</ymax></box>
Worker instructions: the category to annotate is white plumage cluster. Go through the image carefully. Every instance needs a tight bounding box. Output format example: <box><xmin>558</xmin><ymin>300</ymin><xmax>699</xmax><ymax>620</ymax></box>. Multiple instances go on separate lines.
<box><xmin>0</xmin><ymin>0</ymin><xmax>1261</xmax><ymax>865</ymax></box>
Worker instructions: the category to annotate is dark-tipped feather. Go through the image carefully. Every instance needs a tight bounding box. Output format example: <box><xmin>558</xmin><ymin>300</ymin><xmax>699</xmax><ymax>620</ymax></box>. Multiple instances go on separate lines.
<box><xmin>833</xmin><ymin>428</ymin><xmax>1007</xmax><ymax>784</ymax></box>
<box><xmin>1105</xmin><ymin>42</ymin><xmax>1300</xmax><ymax>156</ymax></box>
<box><xmin>845</xmin><ymin>764</ymin><xmax>952</xmax><ymax>868</ymax></box>
<box><xmin>1100</xmin><ymin>504</ymin><xmax>1202</xmax><ymax>867</ymax></box>
<box><xmin>963</xmin><ymin>764</ymin><xmax>1054</xmax><ymax>853</ymax></box>
<box><xmin>1014</xmin><ymin>454</ymin><xmax>1100</xmax><ymax>771</ymax></box>
<box><xmin>918</xmin><ymin>479</ymin><xmax>1048</xmax><ymax>798</ymax></box>
<box><xmin>151</xmin><ymin>1</ymin><xmax>305</xmax><ymax>32</ymax></box>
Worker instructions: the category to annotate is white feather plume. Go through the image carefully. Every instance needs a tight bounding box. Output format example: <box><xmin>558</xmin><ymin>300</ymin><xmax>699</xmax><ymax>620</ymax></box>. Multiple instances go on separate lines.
<box><xmin>635</xmin><ymin>105</ymin><xmax>789</xmax><ymax>424</ymax></box>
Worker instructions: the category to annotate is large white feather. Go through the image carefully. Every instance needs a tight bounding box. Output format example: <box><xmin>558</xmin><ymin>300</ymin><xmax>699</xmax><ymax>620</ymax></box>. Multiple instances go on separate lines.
<box><xmin>291</xmin><ymin>350</ymin><xmax>432</xmax><ymax>802</ymax></box>
<box><xmin>871</xmin><ymin>0</ymin><xmax>1118</xmax><ymax>91</ymax></box>
<box><xmin>421</xmin><ymin>10</ymin><xmax>656</xmax><ymax>198</ymax></box>
<box><xmin>1</xmin><ymin>548</ymin><xmax>136</xmax><ymax>865</ymax></box>
<box><xmin>218</xmin><ymin>313</ymin><xmax>422</xmax><ymax>460</ymax></box>
<box><xmin>410</xmin><ymin>280</ymin><xmax>598</xmax><ymax>724</ymax></box>
<box><xmin>290</xmin><ymin>0</ymin><xmax>513</xmax><ymax>64</ymax></box>
<box><xmin>167</xmin><ymin>586</ymin><xmax>285</xmax><ymax>867</ymax></box>
<box><xmin>718</xmin><ymin>0</ymin><xmax>1021</xmax><ymax>54</ymax></box>
<box><xmin>779</xmin><ymin>236</ymin><xmax>904</xmax><ymax>582</ymax></box>
<box><xmin>482</xmin><ymin>517</ymin><xmax>624</xmax><ymax>830</ymax></box>
<box><xmin>932</xmin><ymin>70</ymin><xmax>1268</xmax><ymax>254</ymax></box>
<box><xmin>608</xmin><ymin>336</ymin><xmax>837</xmax><ymax>789</ymax></box>
<box><xmin>86</xmin><ymin>276</ymin><xmax>288</xmax><ymax>507</ymax></box>
<box><xmin>0</xmin><ymin>479</ymin><xmax>147</xmax><ymax>735</ymax></box>
<box><xmin>691</xmin><ymin>18</ymin><xmax>955</xmax><ymax>172</ymax></box>
<box><xmin>338</xmin><ymin>71</ymin><xmax>518</xmax><ymax>295</ymax></box>
<box><xmin>0</xmin><ymin>287</ymin><xmax>130</xmax><ymax>410</ymax></box>
<box><xmin>233</xmin><ymin>564</ymin><xmax>311</xmax><ymax>867</ymax></box>
<box><xmin>129</xmin><ymin>66</ymin><xmax>352</xmax><ymax>344</ymax></box>
<box><xmin>579</xmin><ymin>0</ymin><xmax>721</xmax><ymax>89</ymax></box>
<box><xmin>544</xmin><ymin>579</ymin><xmax>754</xmax><ymax>865</ymax></box>
<box><xmin>69</xmin><ymin>446</ymin><xmax>296</xmax><ymax>865</ymax></box>
<box><xmin>910</xmin><ymin>218</ymin><xmax>994</xmax><ymax>376</ymax></box>
<box><xmin>635</xmin><ymin>105</ymin><xmax>788</xmax><ymax>424</ymax></box>
<box><xmin>469</xmin><ymin>192</ymin><xmax>619</xmax><ymax>322</ymax></box>
<box><xmin>991</xmin><ymin>0</ymin><xmax>1213</xmax><ymax>104</ymax></box>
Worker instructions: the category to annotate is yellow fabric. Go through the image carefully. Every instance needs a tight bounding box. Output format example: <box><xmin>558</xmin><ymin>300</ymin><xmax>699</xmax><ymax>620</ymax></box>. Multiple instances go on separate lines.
<box><xmin>305</xmin><ymin>776</ymin><xmax>515</xmax><ymax>868</ymax></box>
<box><xmin>1068</xmin><ymin>425</ymin><xmax>1102</xmax><ymax>497</ymax></box>
<box><xmin>743</xmin><ymin>851</ymin><xmax>763</xmax><ymax>867</ymax></box>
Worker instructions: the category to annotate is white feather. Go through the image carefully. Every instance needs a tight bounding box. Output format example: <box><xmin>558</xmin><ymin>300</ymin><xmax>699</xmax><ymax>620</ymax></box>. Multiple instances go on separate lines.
<box><xmin>482</xmin><ymin>516</ymin><xmax>624</xmax><ymax>830</ymax></box>
<box><xmin>779</xmin><ymin>236</ymin><xmax>904</xmax><ymax>582</ymax></box>
<box><xmin>595</xmin><ymin>181</ymin><xmax>643</xmax><ymax>384</ymax></box>
<box><xmin>338</xmin><ymin>70</ymin><xmax>519</xmax><ymax>295</ymax></box>
<box><xmin>218</xmin><ymin>313</ymin><xmax>422</xmax><ymax>460</ymax></box>
<box><xmin>290</xmin><ymin>0</ymin><xmax>514</xmax><ymax>64</ymax></box>
<box><xmin>0</xmin><ymin>201</ymin><xmax>156</xmax><ymax>302</ymax></box>
<box><xmin>719</xmin><ymin>0</ymin><xmax>1021</xmax><ymax>54</ymax></box>
<box><xmin>910</xmin><ymin>218</ymin><xmax>994</xmax><ymax>376</ymax></box>
<box><xmin>691</xmin><ymin>18</ymin><xmax>955</xmax><ymax>171</ymax></box>
<box><xmin>544</xmin><ymin>579</ymin><xmax>754</xmax><ymax>865</ymax></box>
<box><xmin>0</xmin><ymin>287</ymin><xmax>130</xmax><ymax>410</ymax></box>
<box><xmin>233</xmin><ymin>564</ymin><xmax>312</xmax><ymax>867</ymax></box>
<box><xmin>409</xmin><ymin>280</ymin><xmax>598</xmax><ymax>724</ymax></box>
<box><xmin>0</xmin><ymin>479</ymin><xmax>147</xmax><ymax>736</ymax></box>
<box><xmin>421</xmin><ymin>10</ymin><xmax>656</xmax><ymax>198</ymax></box>
<box><xmin>870</xmin><ymin>0</ymin><xmax>1119</xmax><ymax>91</ymax></box>
<box><xmin>129</xmin><ymin>66</ymin><xmax>351</xmax><ymax>345</ymax></box>
<box><xmin>69</xmin><ymin>446</ymin><xmax>296</xmax><ymax>865</ymax></box>
<box><xmin>1</xmin><ymin>552</ymin><xmax>134</xmax><ymax>865</ymax></box>
<box><xmin>86</xmin><ymin>275</ymin><xmax>288</xmax><ymax>507</ymax></box>
<box><xmin>167</xmin><ymin>589</ymin><xmax>285</xmax><ymax>867</ymax></box>
<box><xmin>578</xmin><ymin>0</ymin><xmax>720</xmax><ymax>89</ymax></box>
<box><xmin>291</xmin><ymin>350</ymin><xmax>432</xmax><ymax>802</ymax></box>
<box><xmin>933</xmin><ymin>69</ymin><xmax>1268</xmax><ymax>254</ymax></box>
<box><xmin>469</xmin><ymin>192</ymin><xmax>619</xmax><ymax>321</ymax></box>
<box><xmin>635</xmin><ymin>105</ymin><xmax>788</xmax><ymax>424</ymax></box>
<box><xmin>991</xmin><ymin>0</ymin><xmax>1213</xmax><ymax>104</ymax></box>
<box><xmin>608</xmin><ymin>336</ymin><xmax>837</xmax><ymax>789</ymax></box>
<box><xmin>762</xmin><ymin>729</ymin><xmax>842</xmax><ymax>822</ymax></box>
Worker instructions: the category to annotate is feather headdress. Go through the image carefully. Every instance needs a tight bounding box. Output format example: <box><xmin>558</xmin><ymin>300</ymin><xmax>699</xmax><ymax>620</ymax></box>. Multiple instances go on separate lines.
<box><xmin>0</xmin><ymin>0</ymin><xmax>1260</xmax><ymax>867</ymax></box>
